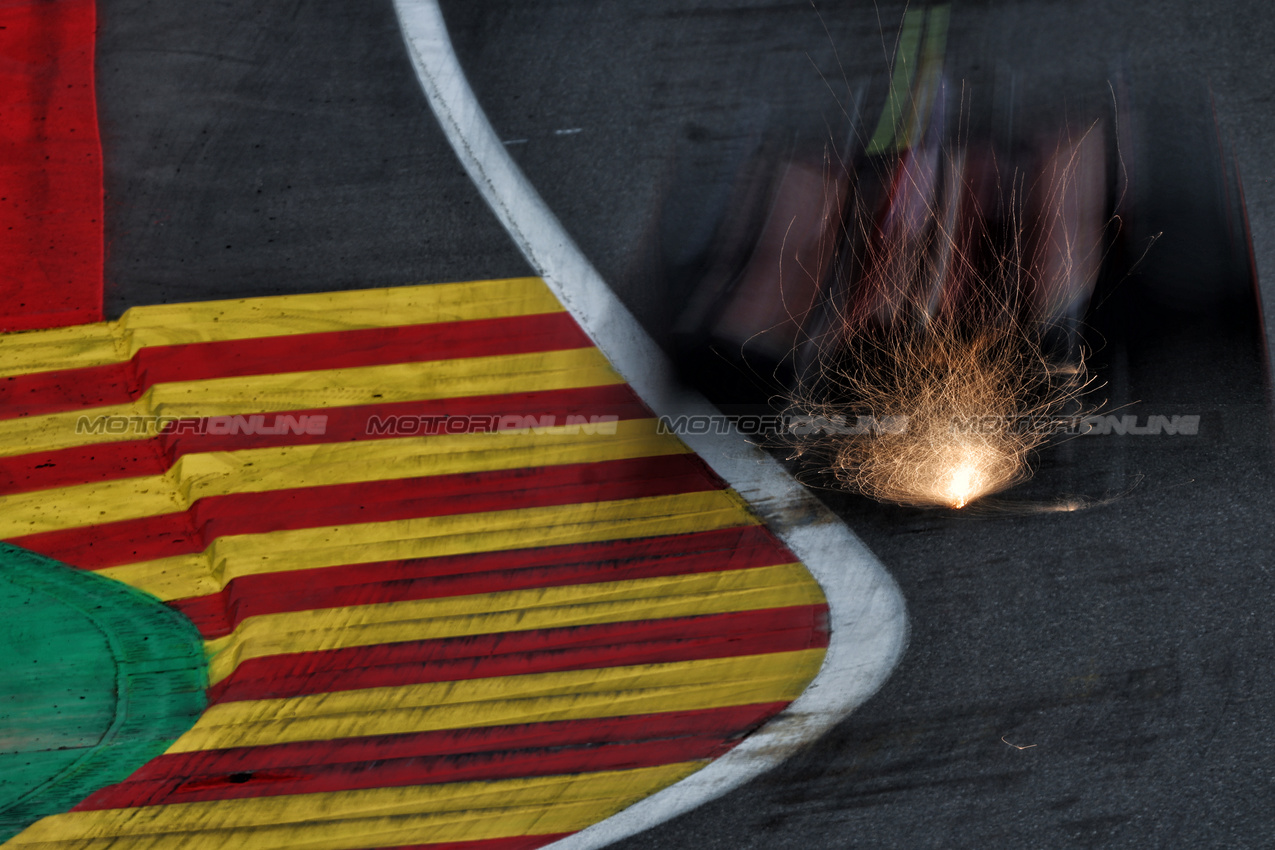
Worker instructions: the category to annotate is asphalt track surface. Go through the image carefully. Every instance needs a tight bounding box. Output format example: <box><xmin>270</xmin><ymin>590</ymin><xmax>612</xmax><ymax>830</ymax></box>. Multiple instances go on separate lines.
<box><xmin>97</xmin><ymin>1</ymin><xmax>1275</xmax><ymax>848</ymax></box>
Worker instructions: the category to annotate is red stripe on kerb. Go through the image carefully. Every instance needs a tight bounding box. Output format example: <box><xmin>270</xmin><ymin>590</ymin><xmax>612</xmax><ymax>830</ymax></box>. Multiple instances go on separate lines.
<box><xmin>0</xmin><ymin>0</ymin><xmax>103</xmax><ymax>330</ymax></box>
<box><xmin>14</xmin><ymin>454</ymin><xmax>723</xmax><ymax>572</ymax></box>
<box><xmin>0</xmin><ymin>384</ymin><xmax>650</xmax><ymax>497</ymax></box>
<box><xmin>209</xmin><ymin>605</ymin><xmax>830</xmax><ymax>704</ymax></box>
<box><xmin>75</xmin><ymin>704</ymin><xmax>786</xmax><ymax>810</ymax></box>
<box><xmin>0</xmin><ymin>313</ymin><xmax>589</xmax><ymax>420</ymax></box>
<box><xmin>0</xmin><ymin>442</ymin><xmax>165</xmax><ymax>498</ymax></box>
<box><xmin>79</xmin><ymin>736</ymin><xmax>727</xmax><ymax>808</ymax></box>
<box><xmin>180</xmin><ymin>525</ymin><xmax>790</xmax><ymax>641</ymax></box>
<box><xmin>365</xmin><ymin>839</ymin><xmax>573</xmax><ymax>850</ymax></box>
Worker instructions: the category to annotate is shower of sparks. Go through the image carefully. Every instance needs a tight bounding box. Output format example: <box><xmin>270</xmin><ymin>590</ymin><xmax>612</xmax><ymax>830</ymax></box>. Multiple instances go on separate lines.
<box><xmin>783</xmin><ymin>132</ymin><xmax>1105</xmax><ymax>510</ymax></box>
<box><xmin>804</xmin><ymin>313</ymin><xmax>1090</xmax><ymax>509</ymax></box>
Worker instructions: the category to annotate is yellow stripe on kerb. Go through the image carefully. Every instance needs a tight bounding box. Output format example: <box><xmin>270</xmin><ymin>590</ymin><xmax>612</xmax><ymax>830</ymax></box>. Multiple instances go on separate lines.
<box><xmin>203</xmin><ymin>563</ymin><xmax>820</xmax><ymax>685</ymax></box>
<box><xmin>100</xmin><ymin>490</ymin><xmax>758</xmax><ymax>602</ymax></box>
<box><xmin>0</xmin><ymin>479</ymin><xmax>185</xmax><ymax>538</ymax></box>
<box><xmin>118</xmin><ymin>277</ymin><xmax>564</xmax><ymax>353</ymax></box>
<box><xmin>0</xmin><ymin>322</ymin><xmax>120</xmax><ymax>380</ymax></box>
<box><xmin>172</xmin><ymin>650</ymin><xmax>826</xmax><ymax>753</ymax></box>
<box><xmin>8</xmin><ymin>764</ymin><xmax>702</xmax><ymax>850</ymax></box>
<box><xmin>0</xmin><ymin>347</ymin><xmax>621</xmax><ymax>458</ymax></box>
<box><xmin>0</xmin><ymin>418</ymin><xmax>683</xmax><ymax>537</ymax></box>
<box><xmin>0</xmin><ymin>404</ymin><xmax>142</xmax><ymax>459</ymax></box>
<box><xmin>0</xmin><ymin>278</ymin><xmax>563</xmax><ymax>379</ymax></box>
<box><xmin>139</xmin><ymin>348</ymin><xmax>620</xmax><ymax>418</ymax></box>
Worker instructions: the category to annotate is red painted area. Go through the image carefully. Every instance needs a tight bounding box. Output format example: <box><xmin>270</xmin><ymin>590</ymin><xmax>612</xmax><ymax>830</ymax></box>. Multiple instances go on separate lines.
<box><xmin>78</xmin><ymin>736</ymin><xmax>729</xmax><ymax>807</ymax></box>
<box><xmin>365</xmin><ymin>839</ymin><xmax>573</xmax><ymax>850</ymax></box>
<box><xmin>368</xmin><ymin>839</ymin><xmax>573</xmax><ymax>850</ymax></box>
<box><xmin>75</xmin><ymin>704</ymin><xmax>787</xmax><ymax>809</ymax></box>
<box><xmin>0</xmin><ymin>441</ymin><xmax>162</xmax><ymax>497</ymax></box>
<box><xmin>208</xmin><ymin>604</ymin><xmax>829</xmax><ymax>704</ymax></box>
<box><xmin>0</xmin><ymin>312</ymin><xmax>588</xmax><ymax>420</ymax></box>
<box><xmin>0</xmin><ymin>384</ymin><xmax>650</xmax><ymax>496</ymax></box>
<box><xmin>14</xmin><ymin>453</ymin><xmax>724</xmax><ymax>571</ymax></box>
<box><xmin>177</xmin><ymin>525</ymin><xmax>793</xmax><ymax>641</ymax></box>
<box><xmin>0</xmin><ymin>0</ymin><xmax>102</xmax><ymax>330</ymax></box>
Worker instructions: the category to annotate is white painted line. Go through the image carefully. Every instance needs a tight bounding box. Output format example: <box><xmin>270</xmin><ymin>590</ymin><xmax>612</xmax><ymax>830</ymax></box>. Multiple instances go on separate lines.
<box><xmin>392</xmin><ymin>2</ymin><xmax>909</xmax><ymax>846</ymax></box>
<box><xmin>554</xmin><ymin>127</ymin><xmax>584</xmax><ymax>135</ymax></box>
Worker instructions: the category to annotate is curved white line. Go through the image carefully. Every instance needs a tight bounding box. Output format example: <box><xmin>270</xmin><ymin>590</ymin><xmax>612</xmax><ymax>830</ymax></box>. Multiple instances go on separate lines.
<box><xmin>392</xmin><ymin>2</ymin><xmax>909</xmax><ymax>846</ymax></box>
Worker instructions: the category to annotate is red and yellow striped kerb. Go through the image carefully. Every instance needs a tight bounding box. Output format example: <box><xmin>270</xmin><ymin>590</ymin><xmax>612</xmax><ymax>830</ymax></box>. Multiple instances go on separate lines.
<box><xmin>1</xmin><ymin>277</ymin><xmax>827</xmax><ymax>849</ymax></box>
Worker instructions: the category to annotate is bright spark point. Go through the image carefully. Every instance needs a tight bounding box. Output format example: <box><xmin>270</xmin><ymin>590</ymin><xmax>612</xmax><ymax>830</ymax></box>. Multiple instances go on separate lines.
<box><xmin>948</xmin><ymin>464</ymin><xmax>977</xmax><ymax>509</ymax></box>
<box><xmin>797</xmin><ymin>318</ymin><xmax>1088</xmax><ymax>509</ymax></box>
<box><xmin>783</xmin><ymin>132</ymin><xmax>1105</xmax><ymax>509</ymax></box>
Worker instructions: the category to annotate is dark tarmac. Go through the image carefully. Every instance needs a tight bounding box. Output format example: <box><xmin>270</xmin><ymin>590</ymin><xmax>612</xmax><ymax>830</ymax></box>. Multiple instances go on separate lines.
<box><xmin>97</xmin><ymin>1</ymin><xmax>1275</xmax><ymax>846</ymax></box>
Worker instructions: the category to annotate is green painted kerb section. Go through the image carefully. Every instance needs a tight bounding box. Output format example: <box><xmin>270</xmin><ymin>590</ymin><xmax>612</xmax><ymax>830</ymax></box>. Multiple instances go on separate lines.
<box><xmin>0</xmin><ymin>543</ymin><xmax>206</xmax><ymax>841</ymax></box>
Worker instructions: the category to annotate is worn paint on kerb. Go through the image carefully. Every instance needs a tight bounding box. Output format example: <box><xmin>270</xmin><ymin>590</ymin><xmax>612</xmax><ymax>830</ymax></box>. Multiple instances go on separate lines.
<box><xmin>0</xmin><ymin>544</ymin><xmax>206</xmax><ymax>841</ymax></box>
<box><xmin>0</xmin><ymin>280</ymin><xmax>831</xmax><ymax>848</ymax></box>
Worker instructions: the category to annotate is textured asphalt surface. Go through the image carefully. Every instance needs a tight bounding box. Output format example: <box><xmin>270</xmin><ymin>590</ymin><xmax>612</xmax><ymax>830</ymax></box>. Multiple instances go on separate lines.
<box><xmin>98</xmin><ymin>1</ymin><xmax>1275</xmax><ymax>847</ymax></box>
<box><xmin>96</xmin><ymin>0</ymin><xmax>530</xmax><ymax>314</ymax></box>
